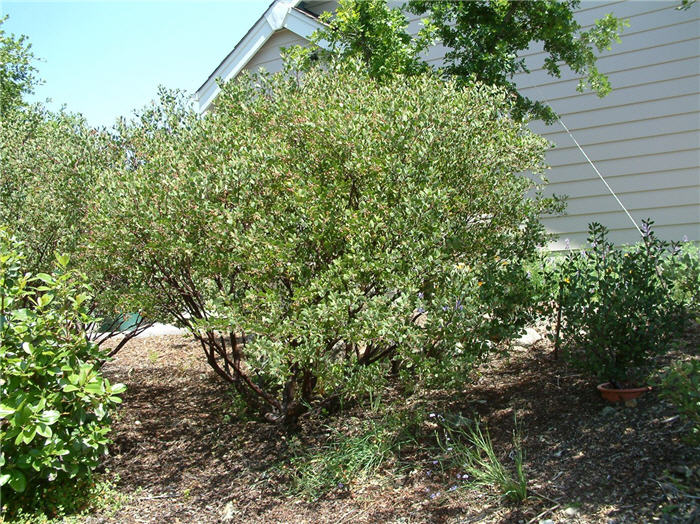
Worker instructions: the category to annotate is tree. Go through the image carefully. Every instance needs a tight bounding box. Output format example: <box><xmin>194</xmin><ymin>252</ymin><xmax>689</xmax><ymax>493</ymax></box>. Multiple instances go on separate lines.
<box><xmin>293</xmin><ymin>0</ymin><xmax>627</xmax><ymax>123</ymax></box>
<box><xmin>0</xmin><ymin>15</ymin><xmax>39</xmax><ymax>114</ymax></box>
<box><xmin>284</xmin><ymin>0</ymin><xmax>435</xmax><ymax>81</ymax></box>
<box><xmin>89</xmin><ymin>62</ymin><xmax>558</xmax><ymax>427</ymax></box>
<box><xmin>409</xmin><ymin>0</ymin><xmax>628</xmax><ymax>122</ymax></box>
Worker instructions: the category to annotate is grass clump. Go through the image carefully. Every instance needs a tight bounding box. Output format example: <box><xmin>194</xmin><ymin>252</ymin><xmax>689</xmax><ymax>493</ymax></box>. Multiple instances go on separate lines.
<box><xmin>435</xmin><ymin>414</ymin><xmax>528</xmax><ymax>502</ymax></box>
<box><xmin>657</xmin><ymin>359</ymin><xmax>700</xmax><ymax>444</ymax></box>
<box><xmin>285</xmin><ymin>411</ymin><xmax>419</xmax><ymax>499</ymax></box>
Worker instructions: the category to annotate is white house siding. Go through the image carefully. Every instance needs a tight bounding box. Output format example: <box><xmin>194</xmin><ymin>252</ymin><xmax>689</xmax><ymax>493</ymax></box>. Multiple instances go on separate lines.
<box><xmin>516</xmin><ymin>2</ymin><xmax>700</xmax><ymax>248</ymax></box>
<box><xmin>403</xmin><ymin>1</ymin><xmax>700</xmax><ymax>248</ymax></box>
<box><xmin>237</xmin><ymin>1</ymin><xmax>700</xmax><ymax>248</ymax></box>
<box><xmin>242</xmin><ymin>29</ymin><xmax>311</xmax><ymax>75</ymax></box>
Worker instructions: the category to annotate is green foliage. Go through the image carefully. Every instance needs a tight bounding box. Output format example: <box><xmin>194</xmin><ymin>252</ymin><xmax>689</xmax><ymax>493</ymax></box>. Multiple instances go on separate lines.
<box><xmin>0</xmin><ymin>21</ymin><xmax>97</xmax><ymax>273</ymax></box>
<box><xmin>657</xmin><ymin>360</ymin><xmax>700</xmax><ymax>445</ymax></box>
<box><xmin>406</xmin><ymin>0</ymin><xmax>628</xmax><ymax>122</ymax></box>
<box><xmin>89</xmin><ymin>64</ymin><xmax>557</xmax><ymax>425</ymax></box>
<box><xmin>0</xmin><ymin>230</ymin><xmax>125</xmax><ymax>505</ymax></box>
<box><xmin>0</xmin><ymin>473</ymin><xmax>126</xmax><ymax>522</ymax></box>
<box><xmin>554</xmin><ymin>221</ymin><xmax>685</xmax><ymax>385</ymax></box>
<box><xmin>0</xmin><ymin>16</ymin><xmax>39</xmax><ymax>114</ymax></box>
<box><xmin>663</xmin><ymin>241</ymin><xmax>700</xmax><ymax>315</ymax></box>
<box><xmin>0</xmin><ymin>55</ymin><xmax>151</xmax><ymax>348</ymax></box>
<box><xmin>0</xmin><ymin>106</ymin><xmax>111</xmax><ymax>275</ymax></box>
<box><xmin>402</xmin><ymin>253</ymin><xmax>554</xmax><ymax>389</ymax></box>
<box><xmin>284</xmin><ymin>0</ymin><xmax>435</xmax><ymax>81</ymax></box>
<box><xmin>436</xmin><ymin>415</ymin><xmax>527</xmax><ymax>502</ymax></box>
<box><xmin>294</xmin><ymin>0</ymin><xmax>628</xmax><ymax>122</ymax></box>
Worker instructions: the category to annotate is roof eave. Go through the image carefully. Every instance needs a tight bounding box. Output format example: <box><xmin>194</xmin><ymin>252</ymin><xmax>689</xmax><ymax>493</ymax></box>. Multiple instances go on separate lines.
<box><xmin>196</xmin><ymin>0</ymin><xmax>326</xmax><ymax>114</ymax></box>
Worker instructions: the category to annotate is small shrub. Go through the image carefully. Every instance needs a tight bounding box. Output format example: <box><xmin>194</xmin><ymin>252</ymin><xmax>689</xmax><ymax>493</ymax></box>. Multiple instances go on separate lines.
<box><xmin>554</xmin><ymin>221</ymin><xmax>685</xmax><ymax>386</ymax></box>
<box><xmin>1</xmin><ymin>473</ymin><xmax>126</xmax><ymax>522</ymax></box>
<box><xmin>0</xmin><ymin>230</ymin><xmax>125</xmax><ymax>508</ymax></box>
<box><xmin>657</xmin><ymin>360</ymin><xmax>700</xmax><ymax>444</ymax></box>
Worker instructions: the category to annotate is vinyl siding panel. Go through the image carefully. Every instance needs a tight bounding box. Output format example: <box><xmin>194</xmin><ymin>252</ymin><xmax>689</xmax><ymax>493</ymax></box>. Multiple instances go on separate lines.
<box><xmin>515</xmin><ymin>1</ymin><xmax>700</xmax><ymax>247</ymax></box>
<box><xmin>541</xmin><ymin>148</ymin><xmax>700</xmax><ymax>184</ymax></box>
<box><xmin>545</xmin><ymin>168</ymin><xmax>700</xmax><ymax>198</ymax></box>
<box><xmin>243</xmin><ymin>29</ymin><xmax>309</xmax><ymax>75</ymax></box>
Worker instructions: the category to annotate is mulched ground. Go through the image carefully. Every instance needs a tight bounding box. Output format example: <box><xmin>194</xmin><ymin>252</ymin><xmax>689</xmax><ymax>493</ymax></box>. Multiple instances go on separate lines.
<box><xmin>90</xmin><ymin>323</ymin><xmax>700</xmax><ymax>524</ymax></box>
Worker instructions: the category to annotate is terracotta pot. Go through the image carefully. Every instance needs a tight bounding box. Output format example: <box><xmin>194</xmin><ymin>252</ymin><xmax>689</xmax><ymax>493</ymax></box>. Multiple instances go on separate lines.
<box><xmin>597</xmin><ymin>383</ymin><xmax>652</xmax><ymax>403</ymax></box>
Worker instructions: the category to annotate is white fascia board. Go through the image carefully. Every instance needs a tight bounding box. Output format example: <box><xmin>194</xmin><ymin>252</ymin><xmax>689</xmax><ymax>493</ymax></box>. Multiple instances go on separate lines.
<box><xmin>197</xmin><ymin>17</ymin><xmax>277</xmax><ymax>113</ymax></box>
<box><xmin>284</xmin><ymin>8</ymin><xmax>329</xmax><ymax>49</ymax></box>
<box><xmin>196</xmin><ymin>1</ymin><xmax>325</xmax><ymax>114</ymax></box>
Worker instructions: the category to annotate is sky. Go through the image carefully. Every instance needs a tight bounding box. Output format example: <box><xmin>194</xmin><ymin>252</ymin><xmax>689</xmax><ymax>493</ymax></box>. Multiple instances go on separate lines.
<box><xmin>1</xmin><ymin>0</ymin><xmax>269</xmax><ymax>128</ymax></box>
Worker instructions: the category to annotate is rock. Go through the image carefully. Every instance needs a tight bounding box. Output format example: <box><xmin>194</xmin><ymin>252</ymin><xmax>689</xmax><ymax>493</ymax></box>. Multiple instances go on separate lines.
<box><xmin>512</xmin><ymin>345</ymin><xmax>528</xmax><ymax>352</ymax></box>
<box><xmin>564</xmin><ymin>507</ymin><xmax>579</xmax><ymax>517</ymax></box>
<box><xmin>221</xmin><ymin>501</ymin><xmax>236</xmax><ymax>521</ymax></box>
<box><xmin>601</xmin><ymin>406</ymin><xmax>617</xmax><ymax>417</ymax></box>
<box><xmin>539</xmin><ymin>519</ymin><xmax>556</xmax><ymax>524</ymax></box>
<box><xmin>514</xmin><ymin>327</ymin><xmax>542</xmax><ymax>347</ymax></box>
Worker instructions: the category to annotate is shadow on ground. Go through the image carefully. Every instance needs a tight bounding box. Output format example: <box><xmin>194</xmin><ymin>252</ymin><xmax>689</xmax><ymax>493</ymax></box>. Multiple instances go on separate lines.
<box><xmin>97</xmin><ymin>327</ymin><xmax>700</xmax><ymax>523</ymax></box>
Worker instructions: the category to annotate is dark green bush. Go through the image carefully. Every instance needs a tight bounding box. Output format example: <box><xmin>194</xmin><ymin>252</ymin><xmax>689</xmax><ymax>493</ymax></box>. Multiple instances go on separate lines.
<box><xmin>554</xmin><ymin>221</ymin><xmax>685</xmax><ymax>385</ymax></box>
<box><xmin>0</xmin><ymin>230</ymin><xmax>125</xmax><ymax>506</ymax></box>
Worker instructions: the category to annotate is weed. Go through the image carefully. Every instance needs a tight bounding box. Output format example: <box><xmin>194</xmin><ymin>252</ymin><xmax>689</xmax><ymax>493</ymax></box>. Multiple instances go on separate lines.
<box><xmin>656</xmin><ymin>359</ymin><xmax>700</xmax><ymax>444</ymax></box>
<box><xmin>147</xmin><ymin>349</ymin><xmax>159</xmax><ymax>364</ymax></box>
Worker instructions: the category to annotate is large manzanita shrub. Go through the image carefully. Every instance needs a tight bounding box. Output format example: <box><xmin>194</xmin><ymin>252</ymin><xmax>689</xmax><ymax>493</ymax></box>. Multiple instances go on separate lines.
<box><xmin>0</xmin><ymin>230</ymin><xmax>125</xmax><ymax>498</ymax></box>
<box><xmin>88</xmin><ymin>62</ymin><xmax>558</xmax><ymax>426</ymax></box>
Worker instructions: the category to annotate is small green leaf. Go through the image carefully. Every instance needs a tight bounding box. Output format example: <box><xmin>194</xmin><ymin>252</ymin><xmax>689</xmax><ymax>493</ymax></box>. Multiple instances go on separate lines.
<box><xmin>40</xmin><ymin>410</ymin><xmax>61</xmax><ymax>424</ymax></box>
<box><xmin>36</xmin><ymin>423</ymin><xmax>53</xmax><ymax>438</ymax></box>
<box><xmin>85</xmin><ymin>382</ymin><xmax>103</xmax><ymax>395</ymax></box>
<box><xmin>11</xmin><ymin>308</ymin><xmax>29</xmax><ymax>321</ymax></box>
<box><xmin>62</xmin><ymin>384</ymin><xmax>79</xmax><ymax>392</ymax></box>
<box><xmin>9</xmin><ymin>470</ymin><xmax>27</xmax><ymax>493</ymax></box>
<box><xmin>35</xmin><ymin>273</ymin><xmax>55</xmax><ymax>284</ymax></box>
<box><xmin>0</xmin><ymin>473</ymin><xmax>10</xmax><ymax>486</ymax></box>
<box><xmin>110</xmin><ymin>383</ymin><xmax>127</xmax><ymax>395</ymax></box>
<box><xmin>55</xmin><ymin>253</ymin><xmax>70</xmax><ymax>267</ymax></box>
<box><xmin>0</xmin><ymin>404</ymin><xmax>16</xmax><ymax>419</ymax></box>
<box><xmin>38</xmin><ymin>293</ymin><xmax>54</xmax><ymax>307</ymax></box>
<box><xmin>21</xmin><ymin>426</ymin><xmax>37</xmax><ymax>444</ymax></box>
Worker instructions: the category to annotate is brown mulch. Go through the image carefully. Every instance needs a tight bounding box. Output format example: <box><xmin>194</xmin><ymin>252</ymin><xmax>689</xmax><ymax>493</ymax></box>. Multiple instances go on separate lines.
<box><xmin>91</xmin><ymin>324</ymin><xmax>700</xmax><ymax>524</ymax></box>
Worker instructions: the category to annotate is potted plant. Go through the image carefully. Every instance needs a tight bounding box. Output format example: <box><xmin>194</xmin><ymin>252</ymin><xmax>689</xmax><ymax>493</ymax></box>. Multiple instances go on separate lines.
<box><xmin>554</xmin><ymin>221</ymin><xmax>685</xmax><ymax>402</ymax></box>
